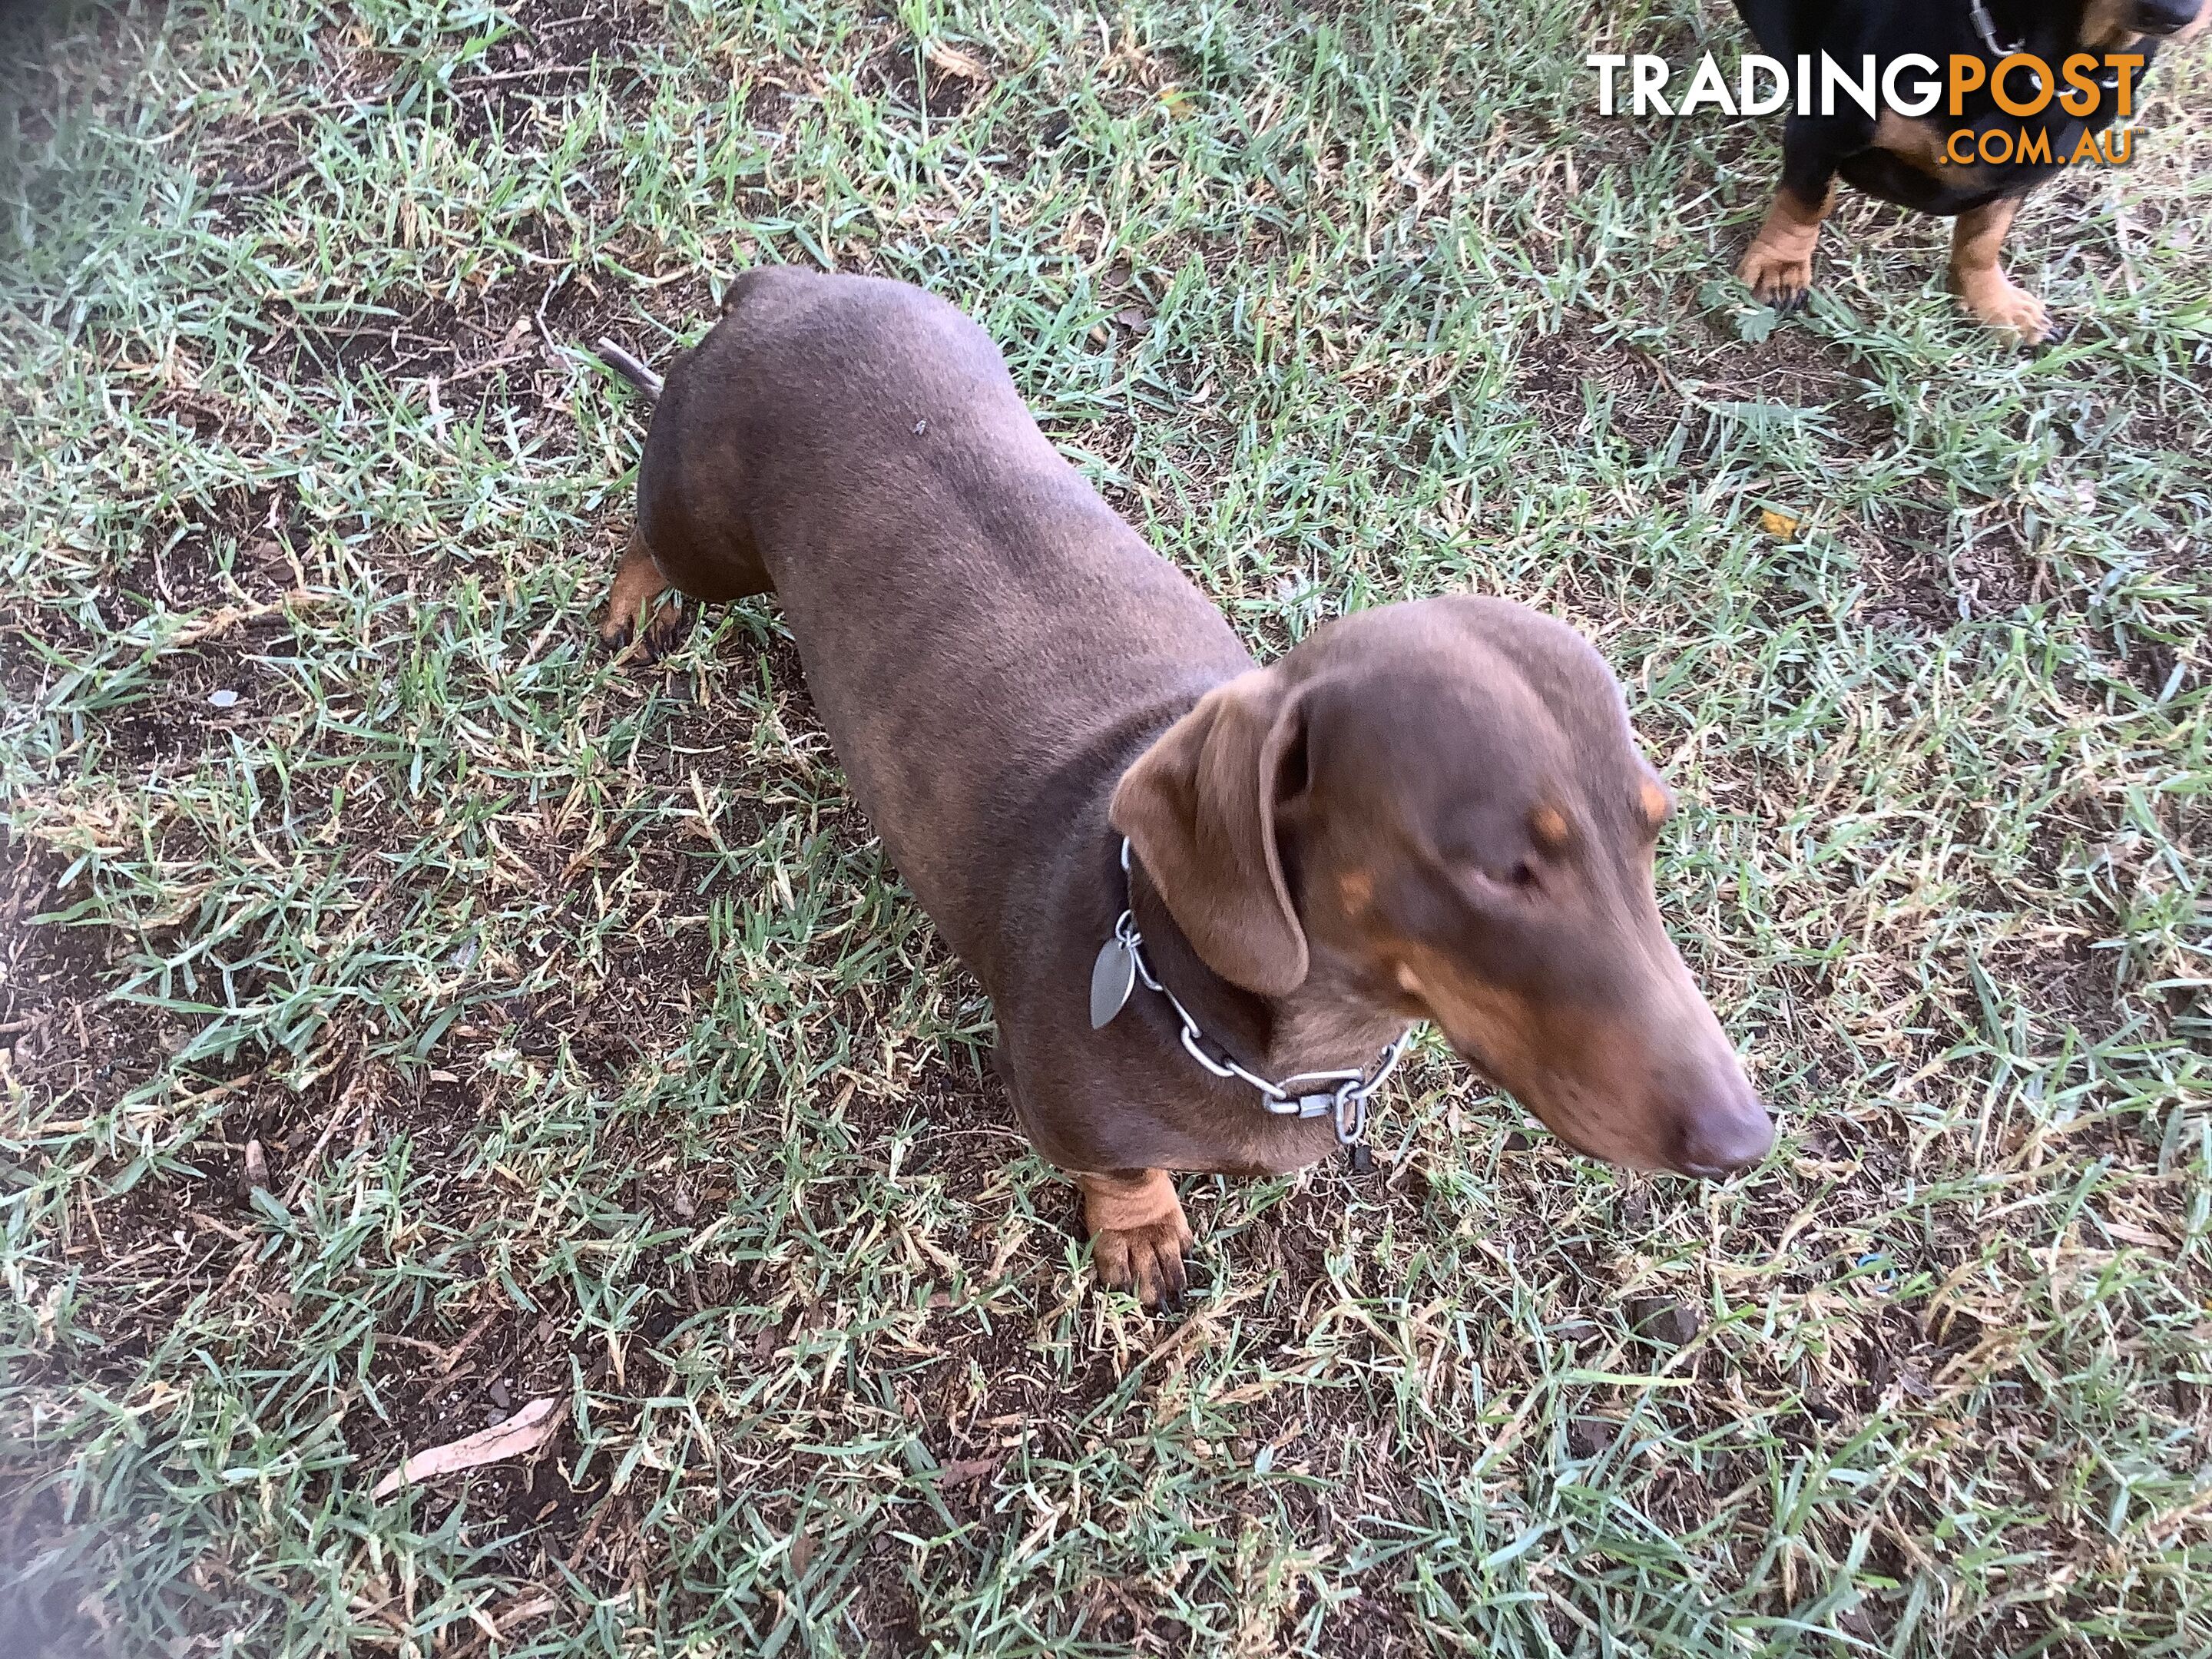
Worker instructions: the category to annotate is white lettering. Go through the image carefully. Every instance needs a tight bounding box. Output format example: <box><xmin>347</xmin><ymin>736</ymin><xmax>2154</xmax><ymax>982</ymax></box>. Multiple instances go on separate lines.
<box><xmin>1882</xmin><ymin>53</ymin><xmax>1942</xmax><ymax>118</ymax></box>
<box><xmin>1740</xmin><ymin>55</ymin><xmax>1790</xmax><ymax>117</ymax></box>
<box><xmin>1821</xmin><ymin>51</ymin><xmax>1879</xmax><ymax>118</ymax></box>
<box><xmin>1586</xmin><ymin>53</ymin><xmax>1628</xmax><ymax>116</ymax></box>
<box><xmin>1677</xmin><ymin>53</ymin><xmax>1737</xmax><ymax>116</ymax></box>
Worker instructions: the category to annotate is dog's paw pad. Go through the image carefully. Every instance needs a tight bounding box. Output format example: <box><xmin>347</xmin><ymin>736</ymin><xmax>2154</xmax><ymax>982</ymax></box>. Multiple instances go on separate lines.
<box><xmin>1973</xmin><ymin>291</ymin><xmax>2054</xmax><ymax>346</ymax></box>
<box><xmin>1091</xmin><ymin>1214</ymin><xmax>1195</xmax><ymax>1309</ymax></box>
<box><xmin>1740</xmin><ymin>253</ymin><xmax>1813</xmax><ymax>315</ymax></box>
<box><xmin>636</xmin><ymin>600</ymin><xmax>690</xmax><ymax>661</ymax></box>
<box><xmin>598</xmin><ymin>595</ymin><xmax>688</xmax><ymax>663</ymax></box>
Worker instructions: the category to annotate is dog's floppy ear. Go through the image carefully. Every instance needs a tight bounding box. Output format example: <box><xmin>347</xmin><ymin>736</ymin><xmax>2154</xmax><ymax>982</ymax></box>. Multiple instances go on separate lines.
<box><xmin>1109</xmin><ymin>669</ymin><xmax>1309</xmax><ymax>997</ymax></box>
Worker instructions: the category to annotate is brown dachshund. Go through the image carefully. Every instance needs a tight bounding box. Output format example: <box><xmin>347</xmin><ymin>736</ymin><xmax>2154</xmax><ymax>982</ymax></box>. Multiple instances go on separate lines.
<box><xmin>598</xmin><ymin>269</ymin><xmax>1773</xmax><ymax>1305</ymax></box>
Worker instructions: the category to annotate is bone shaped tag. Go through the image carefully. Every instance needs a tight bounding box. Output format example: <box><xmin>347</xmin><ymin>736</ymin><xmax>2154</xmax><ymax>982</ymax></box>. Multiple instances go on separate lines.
<box><xmin>1089</xmin><ymin>937</ymin><xmax>1137</xmax><ymax>1029</ymax></box>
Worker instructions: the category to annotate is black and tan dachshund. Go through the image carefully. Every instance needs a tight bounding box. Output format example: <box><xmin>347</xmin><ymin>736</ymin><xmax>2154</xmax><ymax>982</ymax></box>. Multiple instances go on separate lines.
<box><xmin>1734</xmin><ymin>0</ymin><xmax>2202</xmax><ymax>342</ymax></box>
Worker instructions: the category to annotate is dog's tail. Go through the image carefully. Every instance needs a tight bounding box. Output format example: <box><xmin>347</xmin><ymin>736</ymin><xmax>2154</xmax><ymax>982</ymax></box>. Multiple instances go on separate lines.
<box><xmin>594</xmin><ymin>336</ymin><xmax>663</xmax><ymax>404</ymax></box>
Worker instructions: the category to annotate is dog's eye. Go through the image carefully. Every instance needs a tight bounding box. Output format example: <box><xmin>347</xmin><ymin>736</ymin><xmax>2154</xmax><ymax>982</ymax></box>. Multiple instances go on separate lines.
<box><xmin>1511</xmin><ymin>859</ymin><xmax>1539</xmax><ymax>889</ymax></box>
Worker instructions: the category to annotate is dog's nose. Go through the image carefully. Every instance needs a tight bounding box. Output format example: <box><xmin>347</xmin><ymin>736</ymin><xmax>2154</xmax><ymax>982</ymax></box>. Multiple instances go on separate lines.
<box><xmin>1673</xmin><ymin>1087</ymin><xmax>1774</xmax><ymax>1177</ymax></box>
<box><xmin>2133</xmin><ymin>0</ymin><xmax>2199</xmax><ymax>35</ymax></box>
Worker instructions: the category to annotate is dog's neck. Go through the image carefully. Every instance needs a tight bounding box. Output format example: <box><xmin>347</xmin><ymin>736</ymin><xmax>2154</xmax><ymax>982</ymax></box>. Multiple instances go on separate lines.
<box><xmin>1126</xmin><ymin>865</ymin><xmax>1406</xmax><ymax>1084</ymax></box>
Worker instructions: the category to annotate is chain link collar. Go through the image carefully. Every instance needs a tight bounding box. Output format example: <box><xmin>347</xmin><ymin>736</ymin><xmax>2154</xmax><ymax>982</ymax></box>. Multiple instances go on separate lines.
<box><xmin>1968</xmin><ymin>0</ymin><xmax>2022</xmax><ymax>57</ymax></box>
<box><xmin>1091</xmin><ymin>837</ymin><xmax>1413</xmax><ymax>1161</ymax></box>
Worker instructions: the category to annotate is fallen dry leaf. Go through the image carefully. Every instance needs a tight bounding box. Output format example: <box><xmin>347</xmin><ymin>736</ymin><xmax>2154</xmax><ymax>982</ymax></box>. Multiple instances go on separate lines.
<box><xmin>491</xmin><ymin>1592</ymin><xmax>560</xmax><ymax>1632</ymax></box>
<box><xmin>938</xmin><ymin>1455</ymin><xmax>1002</xmax><ymax>1486</ymax></box>
<box><xmin>924</xmin><ymin>41</ymin><xmax>988</xmax><ymax>80</ymax></box>
<box><xmin>1760</xmin><ymin>508</ymin><xmax>1803</xmax><ymax>538</ymax></box>
<box><xmin>2101</xmin><ymin>1218</ymin><xmax>2171</xmax><ymax>1248</ymax></box>
<box><xmin>372</xmin><ymin>1396</ymin><xmax>562</xmax><ymax>1499</ymax></box>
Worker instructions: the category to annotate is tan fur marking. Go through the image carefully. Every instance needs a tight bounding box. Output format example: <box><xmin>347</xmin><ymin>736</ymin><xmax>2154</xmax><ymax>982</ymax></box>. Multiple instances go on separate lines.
<box><xmin>1948</xmin><ymin>198</ymin><xmax>2050</xmax><ymax>342</ymax></box>
<box><xmin>599</xmin><ymin>533</ymin><xmax>685</xmax><ymax>659</ymax></box>
<box><xmin>2079</xmin><ymin>0</ymin><xmax>2137</xmax><ymax>48</ymax></box>
<box><xmin>1638</xmin><ymin>780</ymin><xmax>1673</xmax><ymax>830</ymax></box>
<box><xmin>1737</xmin><ymin>184</ymin><xmax>1833</xmax><ymax>308</ymax></box>
<box><xmin>1337</xmin><ymin>869</ymin><xmax>1375</xmax><ymax>912</ymax></box>
<box><xmin>1078</xmin><ymin>1169</ymin><xmax>1194</xmax><ymax>1306</ymax></box>
<box><xmin>1396</xmin><ymin>942</ymin><xmax>1674</xmax><ymax>1171</ymax></box>
<box><xmin>1528</xmin><ymin>805</ymin><xmax>1570</xmax><ymax>849</ymax></box>
<box><xmin>2078</xmin><ymin>0</ymin><xmax>2200</xmax><ymax>48</ymax></box>
<box><xmin>1872</xmin><ymin>109</ymin><xmax>1962</xmax><ymax>180</ymax></box>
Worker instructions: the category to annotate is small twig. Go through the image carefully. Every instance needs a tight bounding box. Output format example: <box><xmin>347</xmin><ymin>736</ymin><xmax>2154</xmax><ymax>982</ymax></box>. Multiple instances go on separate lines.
<box><xmin>439</xmin><ymin>1308</ymin><xmax>505</xmax><ymax>1376</ymax></box>
<box><xmin>161</xmin><ymin>591</ymin><xmax>323</xmax><ymax>652</ymax></box>
<box><xmin>446</xmin><ymin>65</ymin><xmax>598</xmax><ymax>89</ymax></box>
<box><xmin>211</xmin><ymin>155</ymin><xmax>316</xmax><ymax>199</ymax></box>
<box><xmin>562</xmin><ymin>1495</ymin><xmax>618</xmax><ymax>1571</ymax></box>
<box><xmin>281</xmin><ymin>1052</ymin><xmax>373</xmax><ymax>1207</ymax></box>
<box><xmin>419</xmin><ymin>346</ymin><xmax>538</xmax><ymax>390</ymax></box>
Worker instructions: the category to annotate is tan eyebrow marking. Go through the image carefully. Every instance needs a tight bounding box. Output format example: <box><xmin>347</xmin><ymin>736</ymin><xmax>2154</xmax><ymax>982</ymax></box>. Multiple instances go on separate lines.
<box><xmin>1638</xmin><ymin>781</ymin><xmax>1674</xmax><ymax>829</ymax></box>
<box><xmin>1528</xmin><ymin>805</ymin><xmax>1571</xmax><ymax>849</ymax></box>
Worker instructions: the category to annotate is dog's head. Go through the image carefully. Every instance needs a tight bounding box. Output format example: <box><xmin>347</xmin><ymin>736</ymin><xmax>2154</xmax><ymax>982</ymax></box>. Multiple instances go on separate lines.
<box><xmin>1111</xmin><ymin>595</ymin><xmax>1772</xmax><ymax>1178</ymax></box>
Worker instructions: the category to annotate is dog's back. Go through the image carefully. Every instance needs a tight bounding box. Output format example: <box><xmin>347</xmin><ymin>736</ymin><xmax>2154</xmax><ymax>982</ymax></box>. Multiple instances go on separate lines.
<box><xmin>634</xmin><ymin>269</ymin><xmax>1250</xmax><ymax>982</ymax></box>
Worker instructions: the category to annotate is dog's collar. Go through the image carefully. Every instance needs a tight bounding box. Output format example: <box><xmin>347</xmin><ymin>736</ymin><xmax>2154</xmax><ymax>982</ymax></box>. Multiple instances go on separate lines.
<box><xmin>1968</xmin><ymin>0</ymin><xmax>2023</xmax><ymax>58</ymax></box>
<box><xmin>1090</xmin><ymin>837</ymin><xmax>1414</xmax><ymax>1168</ymax></box>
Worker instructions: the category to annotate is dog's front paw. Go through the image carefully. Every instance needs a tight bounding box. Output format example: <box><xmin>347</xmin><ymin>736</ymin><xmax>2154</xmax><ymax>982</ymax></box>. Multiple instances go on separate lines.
<box><xmin>1955</xmin><ymin>272</ymin><xmax>2057</xmax><ymax>346</ymax></box>
<box><xmin>1080</xmin><ymin>1170</ymin><xmax>1195</xmax><ymax>1309</ymax></box>
<box><xmin>1091</xmin><ymin>1212</ymin><xmax>1195</xmax><ymax>1307</ymax></box>
<box><xmin>1738</xmin><ymin>245</ymin><xmax>1813</xmax><ymax>315</ymax></box>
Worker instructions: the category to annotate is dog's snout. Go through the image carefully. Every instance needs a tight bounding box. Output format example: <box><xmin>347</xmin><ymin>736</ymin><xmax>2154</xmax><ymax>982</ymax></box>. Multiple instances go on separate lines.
<box><xmin>1671</xmin><ymin>1075</ymin><xmax>1774</xmax><ymax>1178</ymax></box>
<box><xmin>2133</xmin><ymin>0</ymin><xmax>2199</xmax><ymax>35</ymax></box>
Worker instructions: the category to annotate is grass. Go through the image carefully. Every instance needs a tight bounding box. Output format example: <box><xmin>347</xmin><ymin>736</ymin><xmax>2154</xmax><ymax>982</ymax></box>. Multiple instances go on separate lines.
<box><xmin>2</xmin><ymin>0</ymin><xmax>2210</xmax><ymax>1651</ymax></box>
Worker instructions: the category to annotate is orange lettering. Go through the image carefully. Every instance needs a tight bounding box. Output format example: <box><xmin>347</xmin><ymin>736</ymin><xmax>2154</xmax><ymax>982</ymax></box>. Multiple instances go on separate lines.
<box><xmin>1991</xmin><ymin>54</ymin><xmax>2052</xmax><ymax>117</ymax></box>
<box><xmin>1949</xmin><ymin>54</ymin><xmax>1986</xmax><ymax>115</ymax></box>
<box><xmin>2058</xmin><ymin>52</ymin><xmax>2101</xmax><ymax>118</ymax></box>
<box><xmin>2107</xmin><ymin>53</ymin><xmax>2144</xmax><ymax>118</ymax></box>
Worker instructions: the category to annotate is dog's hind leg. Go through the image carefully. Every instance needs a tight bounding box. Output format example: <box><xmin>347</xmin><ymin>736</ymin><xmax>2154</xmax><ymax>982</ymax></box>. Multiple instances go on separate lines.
<box><xmin>599</xmin><ymin>531</ymin><xmax>691</xmax><ymax>661</ymax></box>
<box><xmin>1949</xmin><ymin>197</ymin><xmax>2052</xmax><ymax>345</ymax></box>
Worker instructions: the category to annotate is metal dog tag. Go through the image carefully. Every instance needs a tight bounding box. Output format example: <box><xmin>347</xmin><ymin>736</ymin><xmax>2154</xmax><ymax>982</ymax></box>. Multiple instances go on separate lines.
<box><xmin>1089</xmin><ymin>937</ymin><xmax>1136</xmax><ymax>1028</ymax></box>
